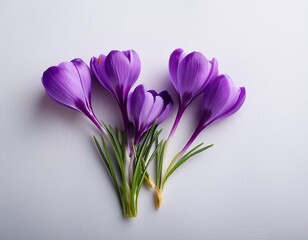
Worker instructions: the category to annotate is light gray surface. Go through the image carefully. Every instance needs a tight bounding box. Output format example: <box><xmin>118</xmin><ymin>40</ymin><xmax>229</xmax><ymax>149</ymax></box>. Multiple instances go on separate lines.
<box><xmin>1</xmin><ymin>0</ymin><xmax>308</xmax><ymax>239</ymax></box>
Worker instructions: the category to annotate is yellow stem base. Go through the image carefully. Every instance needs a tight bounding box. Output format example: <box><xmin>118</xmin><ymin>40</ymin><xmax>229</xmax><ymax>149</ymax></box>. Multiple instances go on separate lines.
<box><xmin>154</xmin><ymin>188</ymin><xmax>163</xmax><ymax>209</ymax></box>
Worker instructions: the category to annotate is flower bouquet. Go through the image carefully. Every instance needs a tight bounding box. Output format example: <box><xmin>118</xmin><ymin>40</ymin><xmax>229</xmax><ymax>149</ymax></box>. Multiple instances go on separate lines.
<box><xmin>42</xmin><ymin>48</ymin><xmax>245</xmax><ymax>217</ymax></box>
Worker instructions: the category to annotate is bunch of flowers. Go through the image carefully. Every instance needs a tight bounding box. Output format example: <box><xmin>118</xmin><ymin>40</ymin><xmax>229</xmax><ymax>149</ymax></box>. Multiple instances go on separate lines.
<box><xmin>42</xmin><ymin>48</ymin><xmax>246</xmax><ymax>218</ymax></box>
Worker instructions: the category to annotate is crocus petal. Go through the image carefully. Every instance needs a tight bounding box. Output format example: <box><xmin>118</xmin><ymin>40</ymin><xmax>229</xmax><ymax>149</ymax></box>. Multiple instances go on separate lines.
<box><xmin>199</xmin><ymin>74</ymin><xmax>246</xmax><ymax>127</ymax></box>
<box><xmin>123</xmin><ymin>50</ymin><xmax>141</xmax><ymax>95</ymax></box>
<box><xmin>191</xmin><ymin>58</ymin><xmax>219</xmax><ymax>99</ymax></box>
<box><xmin>205</xmin><ymin>58</ymin><xmax>219</xmax><ymax>86</ymax></box>
<box><xmin>212</xmin><ymin>75</ymin><xmax>241</xmax><ymax>117</ymax></box>
<box><xmin>156</xmin><ymin>91</ymin><xmax>174</xmax><ymax>124</ymax></box>
<box><xmin>211</xmin><ymin>87</ymin><xmax>246</xmax><ymax>124</ymax></box>
<box><xmin>91</xmin><ymin>50</ymin><xmax>141</xmax><ymax>105</ymax></box>
<box><xmin>103</xmin><ymin>51</ymin><xmax>130</xmax><ymax>92</ymax></box>
<box><xmin>139</xmin><ymin>91</ymin><xmax>155</xmax><ymax>130</ymax></box>
<box><xmin>169</xmin><ymin>48</ymin><xmax>185</xmax><ymax>90</ymax></box>
<box><xmin>127</xmin><ymin>93</ymin><xmax>133</xmax><ymax>124</ymax></box>
<box><xmin>201</xmin><ymin>75</ymin><xmax>233</xmax><ymax>120</ymax></box>
<box><xmin>42</xmin><ymin>59</ymin><xmax>106</xmax><ymax>132</ymax></box>
<box><xmin>90</xmin><ymin>54</ymin><xmax>114</xmax><ymax>93</ymax></box>
<box><xmin>177</xmin><ymin>52</ymin><xmax>210</xmax><ymax>105</ymax></box>
<box><xmin>168</xmin><ymin>49</ymin><xmax>219</xmax><ymax>114</ymax></box>
<box><xmin>145</xmin><ymin>95</ymin><xmax>164</xmax><ymax>126</ymax></box>
<box><xmin>42</xmin><ymin>60</ymin><xmax>89</xmax><ymax>112</ymax></box>
<box><xmin>71</xmin><ymin>58</ymin><xmax>92</xmax><ymax>107</ymax></box>
<box><xmin>127</xmin><ymin>85</ymin><xmax>174</xmax><ymax>143</ymax></box>
<box><xmin>128</xmin><ymin>85</ymin><xmax>146</xmax><ymax>128</ymax></box>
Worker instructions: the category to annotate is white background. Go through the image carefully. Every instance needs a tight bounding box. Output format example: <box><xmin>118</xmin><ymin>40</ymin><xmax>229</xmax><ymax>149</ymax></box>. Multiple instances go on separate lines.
<box><xmin>1</xmin><ymin>0</ymin><xmax>308</xmax><ymax>239</ymax></box>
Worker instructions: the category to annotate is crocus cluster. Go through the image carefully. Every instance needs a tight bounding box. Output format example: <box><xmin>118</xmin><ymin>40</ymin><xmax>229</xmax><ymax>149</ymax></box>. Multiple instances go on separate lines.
<box><xmin>41</xmin><ymin>48</ymin><xmax>246</xmax><ymax>217</ymax></box>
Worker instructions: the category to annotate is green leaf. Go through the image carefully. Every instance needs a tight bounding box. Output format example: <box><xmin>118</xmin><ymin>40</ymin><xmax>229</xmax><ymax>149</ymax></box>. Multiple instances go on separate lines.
<box><xmin>164</xmin><ymin>142</ymin><xmax>205</xmax><ymax>177</ymax></box>
<box><xmin>138</xmin><ymin>124</ymin><xmax>158</xmax><ymax>159</ymax></box>
<box><xmin>93</xmin><ymin>136</ymin><xmax>121</xmax><ymax>205</ymax></box>
<box><xmin>155</xmin><ymin>139</ymin><xmax>165</xmax><ymax>188</ymax></box>
<box><xmin>107</xmin><ymin>125</ymin><xmax>123</xmax><ymax>160</ymax></box>
<box><xmin>162</xmin><ymin>143</ymin><xmax>214</xmax><ymax>188</ymax></box>
<box><xmin>137</xmin><ymin>143</ymin><xmax>160</xmax><ymax>194</ymax></box>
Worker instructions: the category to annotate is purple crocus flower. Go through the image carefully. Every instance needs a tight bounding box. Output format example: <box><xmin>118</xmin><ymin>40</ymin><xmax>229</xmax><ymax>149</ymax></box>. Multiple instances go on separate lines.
<box><xmin>127</xmin><ymin>85</ymin><xmax>174</xmax><ymax>144</ymax></box>
<box><xmin>181</xmin><ymin>74</ymin><xmax>246</xmax><ymax>153</ymax></box>
<box><xmin>42</xmin><ymin>58</ymin><xmax>104</xmax><ymax>132</ymax></box>
<box><xmin>90</xmin><ymin>50</ymin><xmax>140</xmax><ymax>104</ymax></box>
<box><xmin>168</xmin><ymin>48</ymin><xmax>218</xmax><ymax>138</ymax></box>
<box><xmin>90</xmin><ymin>50</ymin><xmax>141</xmax><ymax>129</ymax></box>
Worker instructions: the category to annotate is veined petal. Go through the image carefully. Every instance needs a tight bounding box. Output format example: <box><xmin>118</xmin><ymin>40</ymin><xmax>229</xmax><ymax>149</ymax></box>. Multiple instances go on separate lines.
<box><xmin>42</xmin><ymin>62</ymin><xmax>87</xmax><ymax>111</ymax></box>
<box><xmin>127</xmin><ymin>93</ymin><xmax>133</xmax><ymax>124</ymax></box>
<box><xmin>42</xmin><ymin>59</ymin><xmax>105</xmax><ymax>132</ymax></box>
<box><xmin>156</xmin><ymin>90</ymin><xmax>174</xmax><ymax>124</ymax></box>
<box><xmin>177</xmin><ymin>52</ymin><xmax>210</xmax><ymax>104</ymax></box>
<box><xmin>169</xmin><ymin>48</ymin><xmax>184</xmax><ymax>90</ymax></box>
<box><xmin>104</xmin><ymin>50</ymin><xmax>130</xmax><ymax>91</ymax></box>
<box><xmin>192</xmin><ymin>58</ymin><xmax>219</xmax><ymax>98</ymax></box>
<box><xmin>189</xmin><ymin>59</ymin><xmax>212</xmax><ymax>93</ymax></box>
<box><xmin>123</xmin><ymin>50</ymin><xmax>141</xmax><ymax>92</ymax></box>
<box><xmin>200</xmin><ymin>74</ymin><xmax>246</xmax><ymax>127</ymax></box>
<box><xmin>139</xmin><ymin>90</ymin><xmax>155</xmax><ymax>130</ymax></box>
<box><xmin>206</xmin><ymin>58</ymin><xmax>219</xmax><ymax>86</ymax></box>
<box><xmin>216</xmin><ymin>76</ymin><xmax>241</xmax><ymax>116</ymax></box>
<box><xmin>91</xmin><ymin>50</ymin><xmax>141</xmax><ymax>104</ymax></box>
<box><xmin>129</xmin><ymin>85</ymin><xmax>146</xmax><ymax>128</ymax></box>
<box><xmin>72</xmin><ymin>58</ymin><xmax>92</xmax><ymax>107</ymax></box>
<box><xmin>90</xmin><ymin>54</ymin><xmax>114</xmax><ymax>93</ymax></box>
<box><xmin>201</xmin><ymin>75</ymin><xmax>233</xmax><ymax>122</ymax></box>
<box><xmin>145</xmin><ymin>95</ymin><xmax>164</xmax><ymax>126</ymax></box>
<box><xmin>212</xmin><ymin>86</ymin><xmax>246</xmax><ymax>124</ymax></box>
<box><xmin>128</xmin><ymin>85</ymin><xmax>174</xmax><ymax>143</ymax></box>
